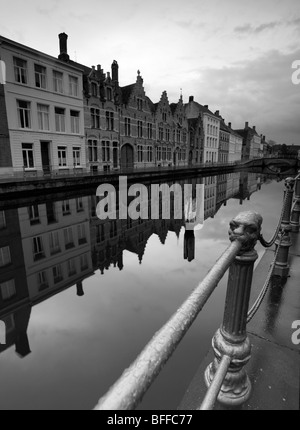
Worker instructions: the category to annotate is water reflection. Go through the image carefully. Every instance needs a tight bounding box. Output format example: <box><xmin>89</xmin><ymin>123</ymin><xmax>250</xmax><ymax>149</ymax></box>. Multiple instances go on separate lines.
<box><xmin>0</xmin><ymin>171</ymin><xmax>267</xmax><ymax>362</ymax></box>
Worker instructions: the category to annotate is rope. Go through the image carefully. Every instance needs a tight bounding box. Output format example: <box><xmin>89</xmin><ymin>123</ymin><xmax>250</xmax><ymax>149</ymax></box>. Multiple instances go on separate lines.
<box><xmin>259</xmin><ymin>191</ymin><xmax>288</xmax><ymax>248</ymax></box>
<box><xmin>247</xmin><ymin>231</ymin><xmax>285</xmax><ymax>323</ymax></box>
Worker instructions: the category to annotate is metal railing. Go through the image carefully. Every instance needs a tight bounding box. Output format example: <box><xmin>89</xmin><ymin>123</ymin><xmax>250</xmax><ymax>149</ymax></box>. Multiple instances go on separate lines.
<box><xmin>93</xmin><ymin>172</ymin><xmax>299</xmax><ymax>411</ymax></box>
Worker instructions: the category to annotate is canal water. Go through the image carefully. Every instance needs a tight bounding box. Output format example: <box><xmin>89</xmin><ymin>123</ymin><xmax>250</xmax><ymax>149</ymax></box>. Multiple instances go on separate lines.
<box><xmin>0</xmin><ymin>171</ymin><xmax>291</xmax><ymax>410</ymax></box>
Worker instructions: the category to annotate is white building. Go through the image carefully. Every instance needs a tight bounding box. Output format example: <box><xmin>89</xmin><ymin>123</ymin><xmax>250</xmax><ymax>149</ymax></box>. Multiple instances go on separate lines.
<box><xmin>0</xmin><ymin>35</ymin><xmax>86</xmax><ymax>177</ymax></box>
<box><xmin>228</xmin><ymin>123</ymin><xmax>243</xmax><ymax>163</ymax></box>
<box><xmin>185</xmin><ymin>97</ymin><xmax>221</xmax><ymax>164</ymax></box>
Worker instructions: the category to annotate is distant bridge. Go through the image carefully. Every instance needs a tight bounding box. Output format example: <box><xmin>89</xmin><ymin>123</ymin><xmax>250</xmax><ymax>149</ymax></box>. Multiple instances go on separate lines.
<box><xmin>243</xmin><ymin>157</ymin><xmax>300</xmax><ymax>174</ymax></box>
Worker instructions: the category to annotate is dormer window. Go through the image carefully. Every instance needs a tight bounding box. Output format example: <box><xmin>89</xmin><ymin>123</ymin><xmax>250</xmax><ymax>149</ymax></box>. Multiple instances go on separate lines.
<box><xmin>107</xmin><ymin>87</ymin><xmax>112</xmax><ymax>101</ymax></box>
<box><xmin>91</xmin><ymin>83</ymin><xmax>98</xmax><ymax>97</ymax></box>
<box><xmin>137</xmin><ymin>99</ymin><xmax>143</xmax><ymax>111</ymax></box>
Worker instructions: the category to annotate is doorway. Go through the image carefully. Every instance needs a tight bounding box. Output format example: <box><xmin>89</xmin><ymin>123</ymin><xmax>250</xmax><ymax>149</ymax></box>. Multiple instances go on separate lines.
<box><xmin>40</xmin><ymin>142</ymin><xmax>51</xmax><ymax>174</ymax></box>
<box><xmin>121</xmin><ymin>144</ymin><xmax>134</xmax><ymax>170</ymax></box>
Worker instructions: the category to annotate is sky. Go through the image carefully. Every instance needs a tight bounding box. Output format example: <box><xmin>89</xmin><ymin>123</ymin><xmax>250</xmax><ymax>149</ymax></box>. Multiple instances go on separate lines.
<box><xmin>1</xmin><ymin>0</ymin><xmax>299</xmax><ymax>145</ymax></box>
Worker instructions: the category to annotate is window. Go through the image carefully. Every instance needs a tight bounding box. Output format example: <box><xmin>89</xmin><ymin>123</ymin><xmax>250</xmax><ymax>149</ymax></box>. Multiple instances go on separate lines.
<box><xmin>18</xmin><ymin>101</ymin><xmax>31</xmax><ymax>129</ymax></box>
<box><xmin>91</xmin><ymin>108</ymin><xmax>100</xmax><ymax>129</ymax></box>
<box><xmin>177</xmin><ymin>129</ymin><xmax>181</xmax><ymax>143</ymax></box>
<box><xmin>33</xmin><ymin>236</ymin><xmax>45</xmax><ymax>261</ymax></box>
<box><xmin>58</xmin><ymin>147</ymin><xmax>67</xmax><ymax>167</ymax></box>
<box><xmin>38</xmin><ymin>271</ymin><xmax>48</xmax><ymax>292</ymax></box>
<box><xmin>62</xmin><ymin>200</ymin><xmax>71</xmax><ymax>216</ymax></box>
<box><xmin>156</xmin><ymin>147</ymin><xmax>162</xmax><ymax>161</ymax></box>
<box><xmin>106</xmin><ymin>111</ymin><xmax>114</xmax><ymax>131</ymax></box>
<box><xmin>159</xmin><ymin>127</ymin><xmax>164</xmax><ymax>141</ymax></box>
<box><xmin>64</xmin><ymin>227</ymin><xmax>74</xmax><ymax>249</ymax></box>
<box><xmin>78</xmin><ymin>224</ymin><xmax>87</xmax><ymax>245</ymax></box>
<box><xmin>107</xmin><ymin>87</ymin><xmax>112</xmax><ymax>101</ymax></box>
<box><xmin>167</xmin><ymin>148</ymin><xmax>172</xmax><ymax>161</ymax></box>
<box><xmin>69</xmin><ymin>76</ymin><xmax>78</xmax><ymax>96</ymax></box>
<box><xmin>53</xmin><ymin>71</ymin><xmax>63</xmax><ymax>93</ymax></box>
<box><xmin>70</xmin><ymin>111</ymin><xmax>80</xmax><ymax>134</ymax></box>
<box><xmin>35</xmin><ymin>64</ymin><xmax>46</xmax><ymax>89</ymax></box>
<box><xmin>0</xmin><ymin>280</ymin><xmax>16</xmax><ymax>301</ymax></box>
<box><xmin>76</xmin><ymin>198</ymin><xmax>84</xmax><ymax>212</ymax></box>
<box><xmin>162</xmin><ymin>147</ymin><xmax>167</xmax><ymax>161</ymax></box>
<box><xmin>68</xmin><ymin>259</ymin><xmax>77</xmax><ymax>276</ymax></box>
<box><xmin>73</xmin><ymin>147</ymin><xmax>81</xmax><ymax>166</ymax></box>
<box><xmin>80</xmin><ymin>254</ymin><xmax>89</xmax><ymax>271</ymax></box>
<box><xmin>49</xmin><ymin>231</ymin><xmax>61</xmax><ymax>255</ymax></box>
<box><xmin>28</xmin><ymin>205</ymin><xmax>40</xmax><ymax>225</ymax></box>
<box><xmin>183</xmin><ymin>130</ymin><xmax>187</xmax><ymax>143</ymax></box>
<box><xmin>0</xmin><ymin>247</ymin><xmax>11</xmax><ymax>267</ymax></box>
<box><xmin>55</xmin><ymin>108</ymin><xmax>65</xmax><ymax>132</ymax></box>
<box><xmin>102</xmin><ymin>141</ymin><xmax>110</xmax><ymax>162</ymax></box>
<box><xmin>147</xmin><ymin>146</ymin><xmax>153</xmax><ymax>163</ymax></box>
<box><xmin>22</xmin><ymin>144</ymin><xmax>34</xmax><ymax>169</ymax></box>
<box><xmin>88</xmin><ymin>140</ymin><xmax>98</xmax><ymax>162</ymax></box>
<box><xmin>53</xmin><ymin>265</ymin><xmax>63</xmax><ymax>284</ymax></box>
<box><xmin>0</xmin><ymin>211</ymin><xmax>6</xmax><ymax>230</ymax></box>
<box><xmin>138</xmin><ymin>121</ymin><xmax>143</xmax><ymax>138</ymax></box>
<box><xmin>137</xmin><ymin>99</ymin><xmax>143</xmax><ymax>111</ymax></box>
<box><xmin>37</xmin><ymin>104</ymin><xmax>50</xmax><ymax>131</ymax></box>
<box><xmin>14</xmin><ymin>58</ymin><xmax>27</xmax><ymax>84</ymax></box>
<box><xmin>91</xmin><ymin>83</ymin><xmax>97</xmax><ymax>97</ymax></box>
<box><xmin>147</xmin><ymin>123</ymin><xmax>153</xmax><ymax>139</ymax></box>
<box><xmin>166</xmin><ymin>129</ymin><xmax>170</xmax><ymax>142</ymax></box>
<box><xmin>138</xmin><ymin>145</ymin><xmax>143</xmax><ymax>163</ymax></box>
<box><xmin>162</xmin><ymin>112</ymin><xmax>167</xmax><ymax>122</ymax></box>
<box><xmin>125</xmin><ymin>118</ymin><xmax>131</xmax><ymax>137</ymax></box>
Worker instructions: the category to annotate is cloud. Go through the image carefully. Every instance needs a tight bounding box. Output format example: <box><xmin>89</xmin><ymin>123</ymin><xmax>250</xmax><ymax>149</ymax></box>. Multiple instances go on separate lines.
<box><xmin>234</xmin><ymin>17</ymin><xmax>300</xmax><ymax>34</ymax></box>
<box><xmin>189</xmin><ymin>48</ymin><xmax>300</xmax><ymax>144</ymax></box>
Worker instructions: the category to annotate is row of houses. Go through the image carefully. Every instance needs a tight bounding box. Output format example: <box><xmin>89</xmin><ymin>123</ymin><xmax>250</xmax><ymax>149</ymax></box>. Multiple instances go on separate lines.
<box><xmin>0</xmin><ymin>33</ymin><xmax>266</xmax><ymax>177</ymax></box>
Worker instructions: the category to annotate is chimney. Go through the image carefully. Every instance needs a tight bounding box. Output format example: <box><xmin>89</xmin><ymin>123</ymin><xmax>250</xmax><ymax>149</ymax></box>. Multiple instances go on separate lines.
<box><xmin>58</xmin><ymin>33</ymin><xmax>69</xmax><ymax>61</ymax></box>
<box><xmin>215</xmin><ymin>110</ymin><xmax>220</xmax><ymax>116</ymax></box>
<box><xmin>107</xmin><ymin>71</ymin><xmax>111</xmax><ymax>79</ymax></box>
<box><xmin>228</xmin><ymin>122</ymin><xmax>232</xmax><ymax>129</ymax></box>
<box><xmin>253</xmin><ymin>126</ymin><xmax>256</xmax><ymax>132</ymax></box>
<box><xmin>245</xmin><ymin>122</ymin><xmax>249</xmax><ymax>129</ymax></box>
<box><xmin>189</xmin><ymin>96</ymin><xmax>194</xmax><ymax>102</ymax></box>
<box><xmin>112</xmin><ymin>60</ymin><xmax>119</xmax><ymax>83</ymax></box>
<box><xmin>204</xmin><ymin>105</ymin><xmax>209</xmax><ymax>109</ymax></box>
<box><xmin>97</xmin><ymin>65</ymin><xmax>101</xmax><ymax>71</ymax></box>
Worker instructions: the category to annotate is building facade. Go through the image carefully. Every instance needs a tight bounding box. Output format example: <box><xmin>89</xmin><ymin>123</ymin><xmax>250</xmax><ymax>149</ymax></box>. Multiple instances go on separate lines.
<box><xmin>0</xmin><ymin>35</ymin><xmax>86</xmax><ymax>177</ymax></box>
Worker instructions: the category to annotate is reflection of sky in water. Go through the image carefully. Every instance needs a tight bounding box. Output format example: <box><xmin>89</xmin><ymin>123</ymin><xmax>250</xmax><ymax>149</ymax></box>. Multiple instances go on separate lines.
<box><xmin>0</xmin><ymin>179</ymin><xmax>286</xmax><ymax>410</ymax></box>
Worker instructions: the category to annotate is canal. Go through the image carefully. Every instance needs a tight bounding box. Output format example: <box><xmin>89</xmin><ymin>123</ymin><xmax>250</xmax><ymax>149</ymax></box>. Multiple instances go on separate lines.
<box><xmin>0</xmin><ymin>171</ymin><xmax>291</xmax><ymax>410</ymax></box>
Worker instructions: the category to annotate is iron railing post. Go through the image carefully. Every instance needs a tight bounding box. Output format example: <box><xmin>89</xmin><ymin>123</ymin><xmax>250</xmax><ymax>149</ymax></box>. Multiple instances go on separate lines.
<box><xmin>205</xmin><ymin>211</ymin><xmax>262</xmax><ymax>406</ymax></box>
<box><xmin>274</xmin><ymin>177</ymin><xmax>295</xmax><ymax>278</ymax></box>
<box><xmin>291</xmin><ymin>172</ymin><xmax>300</xmax><ymax>233</ymax></box>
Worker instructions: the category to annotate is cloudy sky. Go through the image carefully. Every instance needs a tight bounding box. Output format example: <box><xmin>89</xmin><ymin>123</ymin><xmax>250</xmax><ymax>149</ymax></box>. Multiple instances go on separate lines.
<box><xmin>1</xmin><ymin>0</ymin><xmax>299</xmax><ymax>144</ymax></box>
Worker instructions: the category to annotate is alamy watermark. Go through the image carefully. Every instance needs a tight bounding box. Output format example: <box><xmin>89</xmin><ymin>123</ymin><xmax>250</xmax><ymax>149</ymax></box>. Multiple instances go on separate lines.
<box><xmin>292</xmin><ymin>320</ymin><xmax>300</xmax><ymax>346</ymax></box>
<box><xmin>0</xmin><ymin>320</ymin><xmax>6</xmax><ymax>345</ymax></box>
<box><xmin>291</xmin><ymin>60</ymin><xmax>300</xmax><ymax>85</ymax></box>
<box><xmin>96</xmin><ymin>176</ymin><xmax>204</xmax><ymax>225</ymax></box>
<box><xmin>0</xmin><ymin>60</ymin><xmax>6</xmax><ymax>85</ymax></box>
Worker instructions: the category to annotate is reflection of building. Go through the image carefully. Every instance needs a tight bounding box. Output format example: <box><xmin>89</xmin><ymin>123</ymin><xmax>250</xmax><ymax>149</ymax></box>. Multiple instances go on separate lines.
<box><xmin>0</xmin><ymin>35</ymin><xmax>86</xmax><ymax>177</ymax></box>
<box><xmin>0</xmin><ymin>208</ymin><xmax>31</xmax><ymax>357</ymax></box>
<box><xmin>184</xmin><ymin>230</ymin><xmax>195</xmax><ymax>263</ymax></box>
<box><xmin>234</xmin><ymin>172</ymin><xmax>260</xmax><ymax>204</ymax></box>
<box><xmin>204</xmin><ymin>176</ymin><xmax>217</xmax><ymax>220</ymax></box>
<box><xmin>18</xmin><ymin>197</ymin><xmax>93</xmax><ymax>302</ymax></box>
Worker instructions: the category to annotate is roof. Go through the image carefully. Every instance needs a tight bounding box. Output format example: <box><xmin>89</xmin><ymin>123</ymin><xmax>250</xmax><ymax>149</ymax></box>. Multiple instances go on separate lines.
<box><xmin>0</xmin><ymin>34</ymin><xmax>85</xmax><ymax>73</ymax></box>
<box><xmin>120</xmin><ymin>84</ymin><xmax>135</xmax><ymax>105</ymax></box>
<box><xmin>184</xmin><ymin>100</ymin><xmax>220</xmax><ymax>119</ymax></box>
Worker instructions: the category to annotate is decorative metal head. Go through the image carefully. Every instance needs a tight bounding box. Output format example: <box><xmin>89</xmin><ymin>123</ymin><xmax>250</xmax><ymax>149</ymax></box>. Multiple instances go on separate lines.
<box><xmin>284</xmin><ymin>177</ymin><xmax>295</xmax><ymax>192</ymax></box>
<box><xmin>229</xmin><ymin>211</ymin><xmax>263</xmax><ymax>252</ymax></box>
